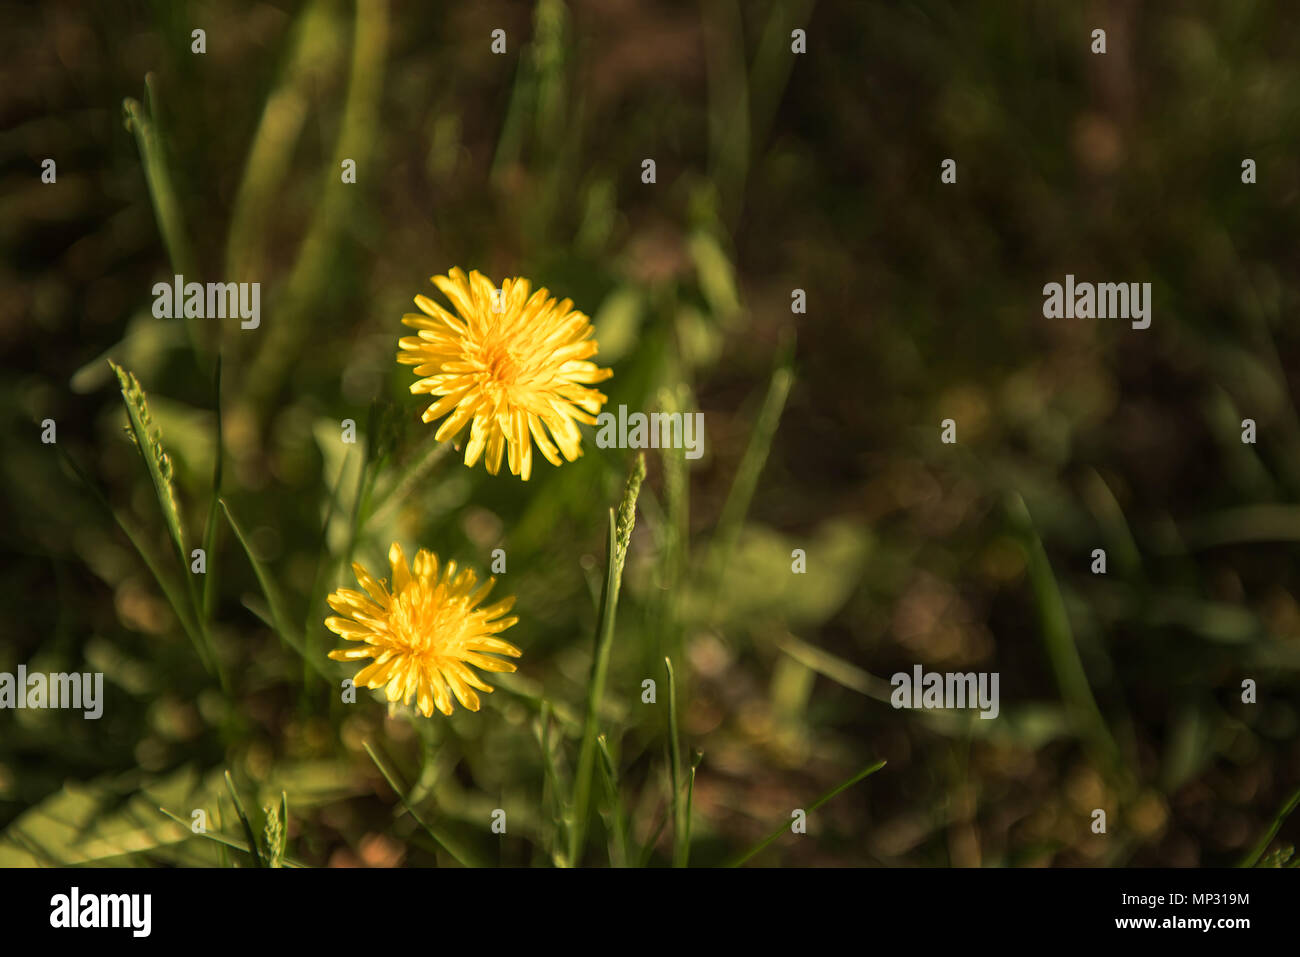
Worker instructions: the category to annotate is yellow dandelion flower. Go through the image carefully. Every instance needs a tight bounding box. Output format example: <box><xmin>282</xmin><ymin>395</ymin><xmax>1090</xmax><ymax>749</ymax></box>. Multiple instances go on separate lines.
<box><xmin>397</xmin><ymin>267</ymin><xmax>613</xmax><ymax>480</ymax></box>
<box><xmin>325</xmin><ymin>543</ymin><xmax>521</xmax><ymax>717</ymax></box>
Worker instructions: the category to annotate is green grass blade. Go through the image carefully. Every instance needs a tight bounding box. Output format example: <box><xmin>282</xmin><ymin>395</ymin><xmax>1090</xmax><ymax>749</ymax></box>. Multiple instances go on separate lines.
<box><xmin>216</xmin><ymin>795</ymin><xmax>229</xmax><ymax>868</ymax></box>
<box><xmin>363</xmin><ymin>741</ymin><xmax>478</xmax><ymax>867</ymax></box>
<box><xmin>666</xmin><ymin>656</ymin><xmax>687</xmax><ymax>867</ymax></box>
<box><xmin>122</xmin><ymin>78</ymin><xmax>197</xmax><ymax>280</ymax></box>
<box><xmin>109</xmin><ymin>360</ymin><xmax>224</xmax><ymax>685</ymax></box>
<box><xmin>241</xmin><ymin>597</ymin><xmax>336</xmax><ymax>686</ymax></box>
<box><xmin>224</xmin><ymin>0</ymin><xmax>333</xmax><ymax>280</ymax></box>
<box><xmin>224</xmin><ymin>500</ymin><xmax>335</xmax><ymax>683</ymax></box>
<box><xmin>278</xmin><ymin>791</ymin><xmax>289</xmax><ymax>866</ymax></box>
<box><xmin>538</xmin><ymin>702</ymin><xmax>569</xmax><ymax>865</ymax></box>
<box><xmin>493</xmin><ymin>673</ymin><xmax>584</xmax><ymax>733</ymax></box>
<box><xmin>201</xmin><ymin>355</ymin><xmax>224</xmax><ymax>622</ymax></box>
<box><xmin>122</xmin><ymin>77</ymin><xmax>204</xmax><ymax>365</ymax></box>
<box><xmin>1081</xmin><ymin>467</ymin><xmax>1142</xmax><ymax>578</ymax></box>
<box><xmin>637</xmin><ymin>806</ymin><xmax>670</xmax><ymax>868</ymax></box>
<box><xmin>223</xmin><ymin>771</ymin><xmax>264</xmax><ymax>867</ymax></box>
<box><xmin>703</xmin><ymin>0</ymin><xmax>751</xmax><ymax>224</ymax></box>
<box><xmin>684</xmin><ymin>750</ymin><xmax>702</xmax><ymax>868</ymax></box>
<box><xmin>657</xmin><ymin>386</ymin><xmax>691</xmax><ymax>666</ymax></box>
<box><xmin>595</xmin><ymin>734</ymin><xmax>628</xmax><ymax>868</ymax></box>
<box><xmin>58</xmin><ymin>447</ymin><xmax>210</xmax><ymax>672</ymax></box>
<box><xmin>1182</xmin><ymin>505</ymin><xmax>1300</xmax><ymax>548</ymax></box>
<box><xmin>301</xmin><ymin>446</ymin><xmax>356</xmax><ymax>692</ymax></box>
<box><xmin>1007</xmin><ymin>492</ymin><xmax>1124</xmax><ymax>778</ymax></box>
<box><xmin>363</xmin><ymin>432</ymin><xmax>454</xmax><ymax>531</ymax></box>
<box><xmin>709</xmin><ymin>346</ymin><xmax>794</xmax><ymax>598</ymax></box>
<box><xmin>1239</xmin><ymin>785</ymin><xmax>1300</xmax><ymax>867</ymax></box>
<box><xmin>726</xmin><ymin>759</ymin><xmax>886</xmax><ymax>867</ymax></box>
<box><xmin>243</xmin><ymin>0</ymin><xmax>388</xmax><ymax>414</ymax></box>
<box><xmin>220</xmin><ymin>499</ymin><xmax>308</xmax><ymax>656</ymax></box>
<box><xmin>748</xmin><ymin>0</ymin><xmax>816</xmax><ymax>157</ymax></box>
<box><xmin>569</xmin><ymin>454</ymin><xmax>646</xmax><ymax>865</ymax></box>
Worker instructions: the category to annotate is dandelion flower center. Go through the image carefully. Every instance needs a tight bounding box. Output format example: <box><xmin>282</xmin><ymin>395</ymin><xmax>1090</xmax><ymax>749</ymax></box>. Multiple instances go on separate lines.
<box><xmin>390</xmin><ymin>585</ymin><xmax>449</xmax><ymax>652</ymax></box>
<box><xmin>480</xmin><ymin>339</ymin><xmax>523</xmax><ymax>392</ymax></box>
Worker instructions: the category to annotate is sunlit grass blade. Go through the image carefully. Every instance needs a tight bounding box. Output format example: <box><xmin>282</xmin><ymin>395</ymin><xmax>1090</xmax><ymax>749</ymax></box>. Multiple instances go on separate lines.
<box><xmin>726</xmin><ymin>759</ymin><xmax>886</xmax><ymax>867</ymax></box>
<box><xmin>109</xmin><ymin>360</ymin><xmax>186</xmax><ymax>563</ymax></box>
<box><xmin>223</xmin><ymin>771</ymin><xmax>264</xmax><ymax>868</ymax></box>
<box><xmin>569</xmin><ymin>454</ymin><xmax>646</xmax><ymax>865</ymax></box>
<box><xmin>776</xmin><ymin>632</ymin><xmax>893</xmax><ymax>702</ymax></box>
<box><xmin>158</xmin><ymin>806</ymin><xmax>305</xmax><ymax>868</ymax></box>
<box><xmin>1239</xmin><ymin>785</ymin><xmax>1300</xmax><ymax>867</ymax></box>
<box><xmin>775</xmin><ymin>632</ymin><xmax>982</xmax><ymax>737</ymax></box>
<box><xmin>363</xmin><ymin>741</ymin><xmax>478</xmax><ymax>867</ymax></box>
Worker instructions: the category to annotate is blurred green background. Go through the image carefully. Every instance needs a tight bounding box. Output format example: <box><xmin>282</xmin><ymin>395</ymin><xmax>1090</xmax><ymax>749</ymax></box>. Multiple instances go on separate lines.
<box><xmin>2</xmin><ymin>0</ymin><xmax>1299</xmax><ymax>867</ymax></box>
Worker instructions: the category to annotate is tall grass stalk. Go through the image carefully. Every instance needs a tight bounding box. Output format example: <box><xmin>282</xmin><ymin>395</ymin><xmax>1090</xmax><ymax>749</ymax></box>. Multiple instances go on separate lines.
<box><xmin>569</xmin><ymin>454</ymin><xmax>645</xmax><ymax>865</ymax></box>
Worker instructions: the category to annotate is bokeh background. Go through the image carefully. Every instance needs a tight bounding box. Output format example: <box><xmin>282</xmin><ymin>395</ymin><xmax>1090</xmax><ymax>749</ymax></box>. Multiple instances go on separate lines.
<box><xmin>3</xmin><ymin>0</ymin><xmax>1299</xmax><ymax>867</ymax></box>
